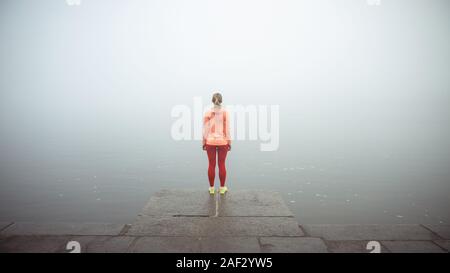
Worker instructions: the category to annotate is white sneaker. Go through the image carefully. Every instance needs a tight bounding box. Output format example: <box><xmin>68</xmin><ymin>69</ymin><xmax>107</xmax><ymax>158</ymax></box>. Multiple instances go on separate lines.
<box><xmin>219</xmin><ymin>186</ymin><xmax>228</xmax><ymax>195</ymax></box>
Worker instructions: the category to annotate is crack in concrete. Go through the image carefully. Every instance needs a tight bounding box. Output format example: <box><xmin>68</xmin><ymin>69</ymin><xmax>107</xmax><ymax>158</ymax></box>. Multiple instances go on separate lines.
<box><xmin>420</xmin><ymin>224</ymin><xmax>444</xmax><ymax>240</ymax></box>
<box><xmin>119</xmin><ymin>224</ymin><xmax>132</xmax><ymax>236</ymax></box>
<box><xmin>0</xmin><ymin>222</ymin><xmax>15</xmax><ymax>233</ymax></box>
<box><xmin>213</xmin><ymin>192</ymin><xmax>219</xmax><ymax>217</ymax></box>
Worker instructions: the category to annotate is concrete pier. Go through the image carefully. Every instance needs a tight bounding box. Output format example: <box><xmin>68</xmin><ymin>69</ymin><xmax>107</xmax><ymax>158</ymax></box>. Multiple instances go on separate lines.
<box><xmin>0</xmin><ymin>190</ymin><xmax>449</xmax><ymax>253</ymax></box>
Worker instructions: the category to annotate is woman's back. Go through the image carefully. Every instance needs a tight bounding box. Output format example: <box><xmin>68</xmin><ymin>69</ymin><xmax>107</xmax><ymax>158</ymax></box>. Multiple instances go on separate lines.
<box><xmin>203</xmin><ymin>106</ymin><xmax>230</xmax><ymax>146</ymax></box>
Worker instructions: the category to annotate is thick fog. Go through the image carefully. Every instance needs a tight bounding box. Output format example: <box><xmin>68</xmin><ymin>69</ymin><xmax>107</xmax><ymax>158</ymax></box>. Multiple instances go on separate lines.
<box><xmin>0</xmin><ymin>0</ymin><xmax>449</xmax><ymax>224</ymax></box>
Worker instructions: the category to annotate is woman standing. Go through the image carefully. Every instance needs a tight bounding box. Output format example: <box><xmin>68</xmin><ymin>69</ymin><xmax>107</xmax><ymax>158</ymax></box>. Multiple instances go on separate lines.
<box><xmin>203</xmin><ymin>92</ymin><xmax>231</xmax><ymax>195</ymax></box>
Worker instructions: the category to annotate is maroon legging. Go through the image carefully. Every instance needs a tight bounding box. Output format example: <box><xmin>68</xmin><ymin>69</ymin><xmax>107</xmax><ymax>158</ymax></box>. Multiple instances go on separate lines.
<box><xmin>206</xmin><ymin>145</ymin><xmax>228</xmax><ymax>187</ymax></box>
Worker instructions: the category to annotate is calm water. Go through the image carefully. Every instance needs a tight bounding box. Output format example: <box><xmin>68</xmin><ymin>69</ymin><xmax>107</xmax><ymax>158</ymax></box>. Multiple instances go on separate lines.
<box><xmin>0</xmin><ymin>123</ymin><xmax>448</xmax><ymax>225</ymax></box>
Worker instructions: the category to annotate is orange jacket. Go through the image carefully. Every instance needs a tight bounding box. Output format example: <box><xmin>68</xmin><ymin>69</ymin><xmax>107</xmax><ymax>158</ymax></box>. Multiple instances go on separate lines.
<box><xmin>203</xmin><ymin>106</ymin><xmax>231</xmax><ymax>146</ymax></box>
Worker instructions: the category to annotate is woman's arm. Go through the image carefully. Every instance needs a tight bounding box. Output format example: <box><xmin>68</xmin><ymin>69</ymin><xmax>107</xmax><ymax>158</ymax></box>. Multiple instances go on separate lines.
<box><xmin>225</xmin><ymin>111</ymin><xmax>231</xmax><ymax>149</ymax></box>
<box><xmin>202</xmin><ymin>111</ymin><xmax>210</xmax><ymax>150</ymax></box>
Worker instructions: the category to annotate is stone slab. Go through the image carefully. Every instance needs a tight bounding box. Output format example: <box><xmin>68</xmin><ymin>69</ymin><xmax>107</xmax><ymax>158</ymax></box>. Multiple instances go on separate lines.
<box><xmin>68</xmin><ymin>235</ymin><xmax>135</xmax><ymax>253</ymax></box>
<box><xmin>130</xmin><ymin>236</ymin><xmax>202</xmax><ymax>253</ymax></box>
<box><xmin>140</xmin><ymin>190</ymin><xmax>216</xmax><ymax>217</ymax></box>
<box><xmin>218</xmin><ymin>190</ymin><xmax>293</xmax><ymax>217</ymax></box>
<box><xmin>433</xmin><ymin>240</ymin><xmax>450</xmax><ymax>252</ymax></box>
<box><xmin>260</xmin><ymin>237</ymin><xmax>328</xmax><ymax>253</ymax></box>
<box><xmin>127</xmin><ymin>216</ymin><xmax>304</xmax><ymax>237</ymax></box>
<box><xmin>381</xmin><ymin>241</ymin><xmax>446</xmax><ymax>253</ymax></box>
<box><xmin>0</xmin><ymin>222</ymin><xmax>13</xmax><ymax>232</ymax></box>
<box><xmin>325</xmin><ymin>240</ymin><xmax>390</xmax><ymax>253</ymax></box>
<box><xmin>0</xmin><ymin>235</ymin><xmax>70</xmax><ymax>253</ymax></box>
<box><xmin>0</xmin><ymin>222</ymin><xmax>126</xmax><ymax>236</ymax></box>
<box><xmin>423</xmin><ymin>224</ymin><xmax>450</xmax><ymax>239</ymax></box>
<box><xmin>199</xmin><ymin>237</ymin><xmax>261</xmax><ymax>253</ymax></box>
<box><xmin>301</xmin><ymin>224</ymin><xmax>436</xmax><ymax>241</ymax></box>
